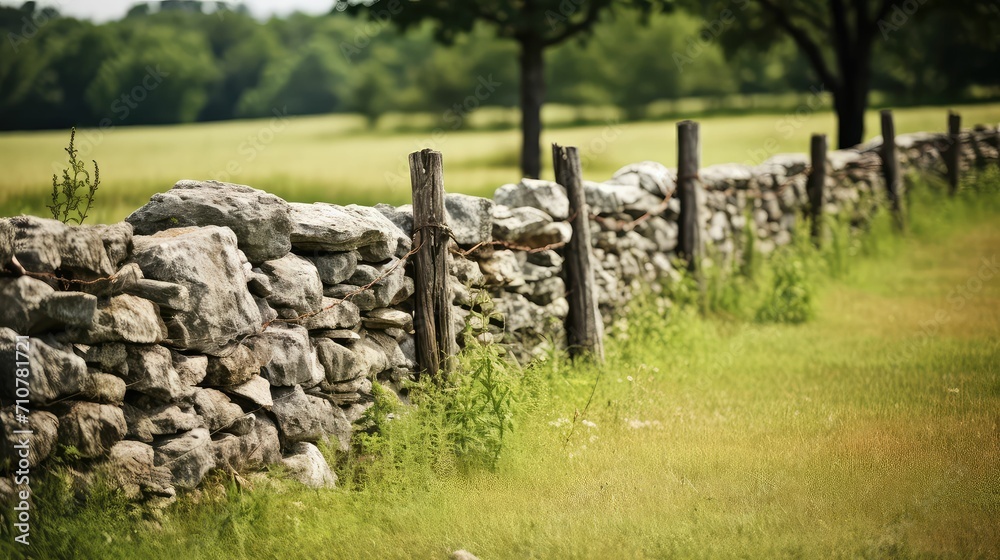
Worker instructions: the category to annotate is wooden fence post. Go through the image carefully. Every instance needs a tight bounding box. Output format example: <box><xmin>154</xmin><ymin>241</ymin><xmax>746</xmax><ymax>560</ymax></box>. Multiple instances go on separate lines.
<box><xmin>552</xmin><ymin>143</ymin><xmax>604</xmax><ymax>362</ymax></box>
<box><xmin>880</xmin><ymin>110</ymin><xmax>905</xmax><ymax>230</ymax></box>
<box><xmin>807</xmin><ymin>133</ymin><xmax>827</xmax><ymax>245</ymax></box>
<box><xmin>409</xmin><ymin>149</ymin><xmax>454</xmax><ymax>380</ymax></box>
<box><xmin>946</xmin><ymin>110</ymin><xmax>961</xmax><ymax>196</ymax></box>
<box><xmin>677</xmin><ymin>120</ymin><xmax>701</xmax><ymax>274</ymax></box>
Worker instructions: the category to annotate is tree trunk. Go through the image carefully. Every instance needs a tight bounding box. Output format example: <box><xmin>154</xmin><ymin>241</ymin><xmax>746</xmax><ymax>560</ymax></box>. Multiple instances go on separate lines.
<box><xmin>518</xmin><ymin>36</ymin><xmax>544</xmax><ymax>179</ymax></box>
<box><xmin>833</xmin><ymin>90</ymin><xmax>866</xmax><ymax>149</ymax></box>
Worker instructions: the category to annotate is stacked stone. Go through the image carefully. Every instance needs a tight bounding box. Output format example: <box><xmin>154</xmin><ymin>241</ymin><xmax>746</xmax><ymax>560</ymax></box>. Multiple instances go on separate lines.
<box><xmin>1</xmin><ymin>125</ymin><xmax>998</xmax><ymax>502</ymax></box>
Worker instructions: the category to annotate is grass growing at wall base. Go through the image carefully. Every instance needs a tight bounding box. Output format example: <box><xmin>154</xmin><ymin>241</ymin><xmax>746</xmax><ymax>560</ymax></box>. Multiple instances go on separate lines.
<box><xmin>2</xmin><ymin>168</ymin><xmax>999</xmax><ymax>559</ymax></box>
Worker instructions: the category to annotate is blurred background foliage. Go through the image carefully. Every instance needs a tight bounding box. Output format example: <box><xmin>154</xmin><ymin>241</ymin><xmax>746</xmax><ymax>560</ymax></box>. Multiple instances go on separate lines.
<box><xmin>0</xmin><ymin>1</ymin><xmax>997</xmax><ymax>132</ymax></box>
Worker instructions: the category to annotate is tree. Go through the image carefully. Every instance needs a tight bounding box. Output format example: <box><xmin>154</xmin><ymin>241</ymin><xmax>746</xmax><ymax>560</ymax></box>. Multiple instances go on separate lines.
<box><xmin>686</xmin><ymin>0</ymin><xmax>998</xmax><ymax>149</ymax></box>
<box><xmin>338</xmin><ymin>0</ymin><xmax>662</xmax><ymax>178</ymax></box>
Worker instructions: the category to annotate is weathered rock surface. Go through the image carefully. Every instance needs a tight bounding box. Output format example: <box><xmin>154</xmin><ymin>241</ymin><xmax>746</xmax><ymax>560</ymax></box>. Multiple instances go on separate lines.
<box><xmin>494</xmin><ymin>179</ymin><xmax>569</xmax><ymax>220</ymax></box>
<box><xmin>255</xmin><ymin>325</ymin><xmax>323</xmax><ymax>387</ymax></box>
<box><xmin>260</xmin><ymin>254</ymin><xmax>323</xmax><ymax>315</ymax></box>
<box><xmin>132</xmin><ymin>226</ymin><xmax>261</xmax><ymax>355</ymax></box>
<box><xmin>57</xmin><ymin>402</ymin><xmax>127</xmax><ymax>458</ymax></box>
<box><xmin>445</xmin><ymin>193</ymin><xmax>494</xmax><ymax>246</ymax></box>
<box><xmin>7</xmin><ymin>216</ymin><xmax>115</xmax><ymax>277</ymax></box>
<box><xmin>271</xmin><ymin>385</ymin><xmax>350</xmax><ymax>449</ymax></box>
<box><xmin>203</xmin><ymin>342</ymin><xmax>269</xmax><ymax>387</ymax></box>
<box><xmin>0</xmin><ymin>329</ymin><xmax>88</xmax><ymax>404</ymax></box>
<box><xmin>69</xmin><ymin>294</ymin><xmax>166</xmax><ymax>344</ymax></box>
<box><xmin>289</xmin><ymin>203</ymin><xmax>402</xmax><ymax>260</ymax></box>
<box><xmin>281</xmin><ymin>442</ymin><xmax>337</xmax><ymax>488</ymax></box>
<box><xmin>126</xmin><ymin>180</ymin><xmax>292</xmax><ymax>262</ymax></box>
<box><xmin>300</xmin><ymin>297</ymin><xmax>361</xmax><ymax>331</ymax></box>
<box><xmin>310</xmin><ymin>251</ymin><xmax>358</xmax><ymax>285</ymax></box>
<box><xmin>153</xmin><ymin>428</ymin><xmax>216</xmax><ymax>489</ymax></box>
<box><xmin>0</xmin><ymin>408</ymin><xmax>58</xmax><ymax>470</ymax></box>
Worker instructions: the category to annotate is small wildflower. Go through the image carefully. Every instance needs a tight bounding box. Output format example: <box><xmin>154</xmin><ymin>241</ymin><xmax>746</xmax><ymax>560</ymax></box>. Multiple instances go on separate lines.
<box><xmin>582</xmin><ymin>420</ymin><xmax>597</xmax><ymax>429</ymax></box>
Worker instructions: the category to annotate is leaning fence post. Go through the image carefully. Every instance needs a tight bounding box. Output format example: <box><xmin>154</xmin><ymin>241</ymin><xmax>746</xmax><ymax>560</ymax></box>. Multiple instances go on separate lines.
<box><xmin>552</xmin><ymin>143</ymin><xmax>604</xmax><ymax>362</ymax></box>
<box><xmin>807</xmin><ymin>133</ymin><xmax>827</xmax><ymax>245</ymax></box>
<box><xmin>409</xmin><ymin>149</ymin><xmax>455</xmax><ymax>380</ymax></box>
<box><xmin>880</xmin><ymin>110</ymin><xmax>905</xmax><ymax>230</ymax></box>
<box><xmin>946</xmin><ymin>110</ymin><xmax>961</xmax><ymax>196</ymax></box>
<box><xmin>677</xmin><ymin>120</ymin><xmax>701</xmax><ymax>274</ymax></box>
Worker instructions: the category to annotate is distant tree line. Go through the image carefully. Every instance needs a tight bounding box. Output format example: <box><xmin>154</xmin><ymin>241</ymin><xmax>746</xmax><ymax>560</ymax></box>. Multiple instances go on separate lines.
<box><xmin>0</xmin><ymin>1</ymin><xmax>996</xmax><ymax>132</ymax></box>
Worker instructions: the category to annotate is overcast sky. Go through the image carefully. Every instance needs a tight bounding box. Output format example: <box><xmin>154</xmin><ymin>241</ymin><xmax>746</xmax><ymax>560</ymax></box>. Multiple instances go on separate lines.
<box><xmin>3</xmin><ymin>0</ymin><xmax>335</xmax><ymax>22</ymax></box>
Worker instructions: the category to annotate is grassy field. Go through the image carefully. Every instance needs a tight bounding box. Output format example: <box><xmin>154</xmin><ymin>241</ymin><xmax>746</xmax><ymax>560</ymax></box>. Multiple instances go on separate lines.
<box><xmin>3</xmin><ymin>175</ymin><xmax>998</xmax><ymax>559</ymax></box>
<box><xmin>1</xmin><ymin>103</ymin><xmax>998</xmax><ymax>223</ymax></box>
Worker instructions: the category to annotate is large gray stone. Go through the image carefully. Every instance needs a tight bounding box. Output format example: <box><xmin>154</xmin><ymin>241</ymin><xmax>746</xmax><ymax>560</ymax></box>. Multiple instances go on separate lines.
<box><xmin>300</xmin><ymin>297</ymin><xmax>361</xmax><ymax>331</ymax></box>
<box><xmin>153</xmin><ymin>428</ymin><xmax>216</xmax><ymax>489</ymax></box>
<box><xmin>610</xmin><ymin>161</ymin><xmax>676</xmax><ymax>198</ymax></box>
<box><xmin>492</xmin><ymin>206</ymin><xmax>554</xmax><ymax>245</ymax></box>
<box><xmin>494</xmin><ymin>179</ymin><xmax>569</xmax><ymax>220</ymax></box>
<box><xmin>0</xmin><ymin>329</ymin><xmax>88</xmax><ymax>404</ymax></box>
<box><xmin>363</xmin><ymin>308</ymin><xmax>413</xmax><ymax>331</ymax></box>
<box><xmin>172</xmin><ymin>351</ymin><xmax>208</xmax><ymax>387</ymax></box>
<box><xmin>125</xmin><ymin>344</ymin><xmax>189</xmax><ymax>401</ymax></box>
<box><xmin>271</xmin><ymin>385</ymin><xmax>350</xmax><ymax>448</ymax></box>
<box><xmin>97</xmin><ymin>440</ymin><xmax>174</xmax><ymax>499</ymax></box>
<box><xmin>78</xmin><ymin>373</ymin><xmax>126</xmax><ymax>405</ymax></box>
<box><xmin>255</xmin><ymin>324</ymin><xmax>323</xmax><ymax>387</ymax></box>
<box><xmin>190</xmin><ymin>388</ymin><xmax>245</xmax><ymax>432</ymax></box>
<box><xmin>374</xmin><ymin>203</ymin><xmax>413</xmax><ymax>237</ymax></box>
<box><xmin>39</xmin><ymin>292</ymin><xmax>98</xmax><ymax>328</ymax></box>
<box><xmin>132</xmin><ymin>226</ymin><xmax>262</xmax><ymax>355</ymax></box>
<box><xmin>222</xmin><ymin>375</ymin><xmax>273</xmax><ymax>409</ymax></box>
<box><xmin>57</xmin><ymin>402</ymin><xmax>126</xmax><ymax>458</ymax></box>
<box><xmin>347</xmin><ymin>258</ymin><xmax>408</xmax><ymax>307</ymax></box>
<box><xmin>203</xmin><ymin>341</ymin><xmax>269</xmax><ymax>387</ymax></box>
<box><xmin>124</xmin><ymin>403</ymin><xmax>201</xmax><ymax>442</ymax></box>
<box><xmin>0</xmin><ymin>276</ymin><xmax>55</xmax><ymax>333</ymax></box>
<box><xmin>89</xmin><ymin>222</ymin><xmax>134</xmax><ymax>269</ymax></box>
<box><xmin>126</xmin><ymin>180</ymin><xmax>292</xmax><ymax>262</ymax></box>
<box><xmin>281</xmin><ymin>442</ymin><xmax>337</xmax><ymax>488</ymax></box>
<box><xmin>0</xmin><ymin>408</ymin><xmax>58</xmax><ymax>470</ymax></box>
<box><xmin>7</xmin><ymin>216</ymin><xmax>115</xmax><ymax>277</ymax></box>
<box><xmin>445</xmin><ymin>194</ymin><xmax>494</xmax><ymax>246</ymax></box>
<box><xmin>69</xmin><ymin>294</ymin><xmax>166</xmax><ymax>344</ymax></box>
<box><xmin>125</xmin><ymin>279</ymin><xmax>191</xmax><ymax>312</ymax></box>
<box><xmin>260</xmin><ymin>254</ymin><xmax>323</xmax><ymax>315</ymax></box>
<box><xmin>313</xmin><ymin>338</ymin><xmax>362</xmax><ymax>384</ymax></box>
<box><xmin>289</xmin><ymin>203</ymin><xmax>403</xmax><ymax>260</ymax></box>
<box><xmin>310</xmin><ymin>251</ymin><xmax>358</xmax><ymax>286</ymax></box>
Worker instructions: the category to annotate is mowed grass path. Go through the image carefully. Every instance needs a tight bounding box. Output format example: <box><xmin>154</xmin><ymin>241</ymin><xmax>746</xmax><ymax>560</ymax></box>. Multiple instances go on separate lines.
<box><xmin>1</xmin><ymin>103</ymin><xmax>998</xmax><ymax>223</ymax></box>
<box><xmin>13</xmin><ymin>195</ymin><xmax>998</xmax><ymax>559</ymax></box>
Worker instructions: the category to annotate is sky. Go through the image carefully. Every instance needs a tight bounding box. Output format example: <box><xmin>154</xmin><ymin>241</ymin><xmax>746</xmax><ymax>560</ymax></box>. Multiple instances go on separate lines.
<box><xmin>3</xmin><ymin>0</ymin><xmax>335</xmax><ymax>22</ymax></box>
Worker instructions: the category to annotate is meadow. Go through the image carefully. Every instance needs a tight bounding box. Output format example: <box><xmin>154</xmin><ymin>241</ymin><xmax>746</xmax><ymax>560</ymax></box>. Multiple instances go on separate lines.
<box><xmin>1</xmin><ymin>102</ymin><xmax>999</xmax><ymax>223</ymax></box>
<box><xmin>3</xmin><ymin>170</ymin><xmax>998</xmax><ymax>559</ymax></box>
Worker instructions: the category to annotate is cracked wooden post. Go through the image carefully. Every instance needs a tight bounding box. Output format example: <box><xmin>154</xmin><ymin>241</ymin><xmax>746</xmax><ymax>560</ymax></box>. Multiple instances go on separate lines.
<box><xmin>409</xmin><ymin>149</ymin><xmax>454</xmax><ymax>381</ymax></box>
<box><xmin>553</xmin><ymin>143</ymin><xmax>604</xmax><ymax>362</ymax></box>
<box><xmin>677</xmin><ymin>120</ymin><xmax>701</xmax><ymax>275</ymax></box>
<box><xmin>807</xmin><ymin>133</ymin><xmax>827</xmax><ymax>245</ymax></box>
<box><xmin>880</xmin><ymin>110</ymin><xmax>905</xmax><ymax>231</ymax></box>
<box><xmin>946</xmin><ymin>111</ymin><xmax>961</xmax><ymax>196</ymax></box>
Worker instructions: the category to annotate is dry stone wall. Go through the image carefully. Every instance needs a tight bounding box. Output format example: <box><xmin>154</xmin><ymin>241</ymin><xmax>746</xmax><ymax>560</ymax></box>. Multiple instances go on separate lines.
<box><xmin>1</xmin><ymin>125</ymin><xmax>998</xmax><ymax>503</ymax></box>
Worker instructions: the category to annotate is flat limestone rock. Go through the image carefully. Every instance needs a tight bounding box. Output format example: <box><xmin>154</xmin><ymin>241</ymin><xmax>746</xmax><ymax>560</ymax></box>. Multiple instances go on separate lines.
<box><xmin>153</xmin><ymin>428</ymin><xmax>216</xmax><ymax>489</ymax></box>
<box><xmin>126</xmin><ymin>180</ymin><xmax>292</xmax><ymax>263</ymax></box>
<box><xmin>289</xmin><ymin>202</ymin><xmax>402</xmax><ymax>260</ymax></box>
<box><xmin>260</xmin><ymin>253</ymin><xmax>323</xmax><ymax>315</ymax></box>
<box><xmin>68</xmin><ymin>294</ymin><xmax>167</xmax><ymax>344</ymax></box>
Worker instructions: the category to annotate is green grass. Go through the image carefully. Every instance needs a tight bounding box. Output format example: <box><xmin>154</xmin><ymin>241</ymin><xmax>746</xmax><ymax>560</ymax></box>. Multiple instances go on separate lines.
<box><xmin>3</xmin><ymin>171</ymin><xmax>998</xmax><ymax>559</ymax></box>
<box><xmin>1</xmin><ymin>103</ymin><xmax>998</xmax><ymax>224</ymax></box>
